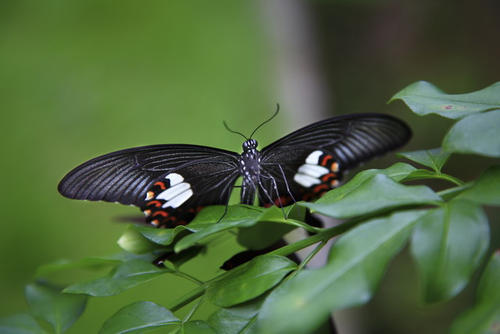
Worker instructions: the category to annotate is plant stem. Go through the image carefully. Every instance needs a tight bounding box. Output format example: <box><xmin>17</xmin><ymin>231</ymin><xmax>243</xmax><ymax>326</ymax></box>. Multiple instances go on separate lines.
<box><xmin>183</xmin><ymin>295</ymin><xmax>204</xmax><ymax>323</ymax></box>
<box><xmin>437</xmin><ymin>182</ymin><xmax>473</xmax><ymax>200</ymax></box>
<box><xmin>269</xmin><ymin>219</ymin><xmax>357</xmax><ymax>257</ymax></box>
<box><xmin>169</xmin><ymin>286</ymin><xmax>205</xmax><ymax>312</ymax></box>
<box><xmin>289</xmin><ymin>240</ymin><xmax>327</xmax><ymax>279</ymax></box>
<box><xmin>169</xmin><ymin>219</ymin><xmax>359</xmax><ymax>312</ymax></box>
<box><xmin>436</xmin><ymin>173</ymin><xmax>464</xmax><ymax>186</ymax></box>
<box><xmin>174</xmin><ymin>270</ymin><xmax>204</xmax><ymax>285</ymax></box>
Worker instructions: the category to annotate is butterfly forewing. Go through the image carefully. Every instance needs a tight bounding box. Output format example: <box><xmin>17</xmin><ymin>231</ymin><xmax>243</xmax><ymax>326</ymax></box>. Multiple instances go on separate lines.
<box><xmin>58</xmin><ymin>144</ymin><xmax>240</xmax><ymax>226</ymax></box>
<box><xmin>259</xmin><ymin>114</ymin><xmax>411</xmax><ymax>206</ymax></box>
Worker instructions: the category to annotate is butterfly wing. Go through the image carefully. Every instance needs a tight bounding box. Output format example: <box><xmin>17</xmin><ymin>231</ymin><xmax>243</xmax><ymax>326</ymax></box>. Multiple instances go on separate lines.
<box><xmin>58</xmin><ymin>144</ymin><xmax>240</xmax><ymax>226</ymax></box>
<box><xmin>258</xmin><ymin>113</ymin><xmax>411</xmax><ymax>206</ymax></box>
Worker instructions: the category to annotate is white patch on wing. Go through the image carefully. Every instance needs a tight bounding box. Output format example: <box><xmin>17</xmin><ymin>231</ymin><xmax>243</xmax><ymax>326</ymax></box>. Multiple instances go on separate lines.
<box><xmin>298</xmin><ymin>164</ymin><xmax>329</xmax><ymax>178</ymax></box>
<box><xmin>166</xmin><ymin>173</ymin><xmax>184</xmax><ymax>186</ymax></box>
<box><xmin>163</xmin><ymin>189</ymin><xmax>193</xmax><ymax>208</ymax></box>
<box><xmin>156</xmin><ymin>182</ymin><xmax>191</xmax><ymax>201</ymax></box>
<box><xmin>305</xmin><ymin>150</ymin><xmax>323</xmax><ymax>164</ymax></box>
<box><xmin>294</xmin><ymin>174</ymin><xmax>321</xmax><ymax>188</ymax></box>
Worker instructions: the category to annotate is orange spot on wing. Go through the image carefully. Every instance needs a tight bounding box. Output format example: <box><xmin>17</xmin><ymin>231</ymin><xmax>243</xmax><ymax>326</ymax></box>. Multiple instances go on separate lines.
<box><xmin>331</xmin><ymin>162</ymin><xmax>339</xmax><ymax>172</ymax></box>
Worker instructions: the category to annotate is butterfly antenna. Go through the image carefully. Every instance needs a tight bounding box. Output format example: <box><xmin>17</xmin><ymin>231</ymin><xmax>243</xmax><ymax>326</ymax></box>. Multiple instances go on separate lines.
<box><xmin>249</xmin><ymin>103</ymin><xmax>280</xmax><ymax>139</ymax></box>
<box><xmin>223</xmin><ymin>120</ymin><xmax>248</xmax><ymax>140</ymax></box>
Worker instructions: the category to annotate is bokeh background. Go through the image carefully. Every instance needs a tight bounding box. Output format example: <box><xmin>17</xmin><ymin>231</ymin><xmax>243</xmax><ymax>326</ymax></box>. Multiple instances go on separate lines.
<box><xmin>1</xmin><ymin>1</ymin><xmax>499</xmax><ymax>333</ymax></box>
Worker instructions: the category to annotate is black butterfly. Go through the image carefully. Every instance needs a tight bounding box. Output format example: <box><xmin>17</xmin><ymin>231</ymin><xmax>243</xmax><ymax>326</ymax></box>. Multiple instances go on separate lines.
<box><xmin>58</xmin><ymin>111</ymin><xmax>411</xmax><ymax>227</ymax></box>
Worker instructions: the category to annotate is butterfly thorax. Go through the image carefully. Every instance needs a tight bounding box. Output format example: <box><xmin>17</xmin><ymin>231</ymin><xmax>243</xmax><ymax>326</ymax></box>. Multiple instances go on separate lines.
<box><xmin>239</xmin><ymin>139</ymin><xmax>261</xmax><ymax>184</ymax></box>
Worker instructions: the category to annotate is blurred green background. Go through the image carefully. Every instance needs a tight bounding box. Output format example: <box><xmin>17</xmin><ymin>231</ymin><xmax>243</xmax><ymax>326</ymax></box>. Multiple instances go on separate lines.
<box><xmin>1</xmin><ymin>1</ymin><xmax>499</xmax><ymax>333</ymax></box>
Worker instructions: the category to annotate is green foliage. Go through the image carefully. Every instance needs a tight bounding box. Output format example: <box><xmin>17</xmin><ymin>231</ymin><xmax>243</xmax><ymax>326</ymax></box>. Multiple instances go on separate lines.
<box><xmin>2</xmin><ymin>82</ymin><xmax>500</xmax><ymax>333</ymax></box>
<box><xmin>99</xmin><ymin>301</ymin><xmax>180</xmax><ymax>334</ymax></box>
<box><xmin>450</xmin><ymin>251</ymin><xmax>500</xmax><ymax>334</ymax></box>
<box><xmin>389</xmin><ymin>81</ymin><xmax>500</xmax><ymax>119</ymax></box>
<box><xmin>443</xmin><ymin>110</ymin><xmax>500</xmax><ymax>157</ymax></box>
<box><xmin>25</xmin><ymin>282</ymin><xmax>87</xmax><ymax>334</ymax></box>
<box><xmin>206</xmin><ymin>255</ymin><xmax>296</xmax><ymax>307</ymax></box>
<box><xmin>410</xmin><ymin>200</ymin><xmax>489</xmax><ymax>303</ymax></box>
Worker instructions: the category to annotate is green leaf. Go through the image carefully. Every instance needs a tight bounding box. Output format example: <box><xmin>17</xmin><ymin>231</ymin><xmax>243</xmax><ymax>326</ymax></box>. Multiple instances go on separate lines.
<box><xmin>25</xmin><ymin>282</ymin><xmax>87</xmax><ymax>334</ymax></box>
<box><xmin>36</xmin><ymin>258</ymin><xmax>119</xmax><ymax>277</ymax></box>
<box><xmin>99</xmin><ymin>301</ymin><xmax>179</xmax><ymax>334</ymax></box>
<box><xmin>206</xmin><ymin>255</ymin><xmax>296</xmax><ymax>307</ymax></box>
<box><xmin>0</xmin><ymin>314</ymin><xmax>48</xmax><ymax>334</ymax></box>
<box><xmin>208</xmin><ymin>297</ymin><xmax>263</xmax><ymax>334</ymax></box>
<box><xmin>458</xmin><ymin>166</ymin><xmax>500</xmax><ymax>206</ymax></box>
<box><xmin>171</xmin><ymin>321</ymin><xmax>216</xmax><ymax>334</ymax></box>
<box><xmin>235</xmin><ymin>205</ymin><xmax>305</xmax><ymax>250</ymax></box>
<box><xmin>450</xmin><ymin>251</ymin><xmax>500</xmax><ymax>334</ymax></box>
<box><xmin>443</xmin><ymin>110</ymin><xmax>500</xmax><ymax>157</ymax></box>
<box><xmin>257</xmin><ymin>210</ymin><xmax>427</xmax><ymax>334</ymax></box>
<box><xmin>310</xmin><ymin>163</ymin><xmax>416</xmax><ymax>208</ymax></box>
<box><xmin>301</xmin><ymin>174</ymin><xmax>441</xmax><ymax>219</ymax></box>
<box><xmin>158</xmin><ymin>246</ymin><xmax>206</xmax><ymax>270</ymax></box>
<box><xmin>175</xmin><ymin>205</ymin><xmax>292</xmax><ymax>252</ymax></box>
<box><xmin>398</xmin><ymin>148</ymin><xmax>450</xmax><ymax>172</ymax></box>
<box><xmin>35</xmin><ymin>253</ymin><xmax>155</xmax><ymax>277</ymax></box>
<box><xmin>390</xmin><ymin>81</ymin><xmax>500</xmax><ymax>119</ymax></box>
<box><xmin>117</xmin><ymin>225</ymin><xmax>160</xmax><ymax>254</ymax></box>
<box><xmin>237</xmin><ymin>222</ymin><xmax>294</xmax><ymax>250</ymax></box>
<box><xmin>135</xmin><ymin>224</ymin><xmax>190</xmax><ymax>246</ymax></box>
<box><xmin>64</xmin><ymin>259</ymin><xmax>169</xmax><ymax>296</ymax></box>
<box><xmin>410</xmin><ymin>200</ymin><xmax>490</xmax><ymax>303</ymax></box>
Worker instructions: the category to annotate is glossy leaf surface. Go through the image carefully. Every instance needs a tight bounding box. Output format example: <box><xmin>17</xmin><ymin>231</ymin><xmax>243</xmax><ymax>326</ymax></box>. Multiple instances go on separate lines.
<box><xmin>398</xmin><ymin>148</ymin><xmax>450</xmax><ymax>172</ymax></box>
<box><xmin>302</xmin><ymin>174</ymin><xmax>440</xmax><ymax>218</ymax></box>
<box><xmin>0</xmin><ymin>314</ymin><xmax>48</xmax><ymax>334</ymax></box>
<box><xmin>411</xmin><ymin>200</ymin><xmax>489</xmax><ymax>303</ymax></box>
<box><xmin>450</xmin><ymin>251</ymin><xmax>500</xmax><ymax>334</ymax></box>
<box><xmin>458</xmin><ymin>166</ymin><xmax>500</xmax><ymax>206</ymax></box>
<box><xmin>208</xmin><ymin>297</ymin><xmax>263</xmax><ymax>334</ymax></box>
<box><xmin>390</xmin><ymin>81</ymin><xmax>500</xmax><ymax>119</ymax></box>
<box><xmin>99</xmin><ymin>301</ymin><xmax>179</xmax><ymax>334</ymax></box>
<box><xmin>257</xmin><ymin>210</ymin><xmax>426</xmax><ymax>334</ymax></box>
<box><xmin>443</xmin><ymin>110</ymin><xmax>500</xmax><ymax>157</ymax></box>
<box><xmin>64</xmin><ymin>259</ymin><xmax>169</xmax><ymax>296</ymax></box>
<box><xmin>25</xmin><ymin>282</ymin><xmax>87</xmax><ymax>334</ymax></box>
<box><xmin>206</xmin><ymin>255</ymin><xmax>296</xmax><ymax>307</ymax></box>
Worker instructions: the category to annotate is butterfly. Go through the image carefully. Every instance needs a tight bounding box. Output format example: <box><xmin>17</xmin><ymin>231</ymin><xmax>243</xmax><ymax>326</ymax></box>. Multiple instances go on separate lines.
<box><xmin>58</xmin><ymin>110</ymin><xmax>411</xmax><ymax>228</ymax></box>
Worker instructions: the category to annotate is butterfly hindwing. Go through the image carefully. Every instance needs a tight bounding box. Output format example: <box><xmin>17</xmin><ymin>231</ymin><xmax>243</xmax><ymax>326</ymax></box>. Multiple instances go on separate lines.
<box><xmin>259</xmin><ymin>114</ymin><xmax>411</xmax><ymax>206</ymax></box>
<box><xmin>141</xmin><ymin>162</ymin><xmax>240</xmax><ymax>227</ymax></box>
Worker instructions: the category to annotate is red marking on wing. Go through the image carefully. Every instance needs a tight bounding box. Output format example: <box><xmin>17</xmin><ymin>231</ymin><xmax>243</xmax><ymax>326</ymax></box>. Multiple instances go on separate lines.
<box><xmin>273</xmin><ymin>195</ymin><xmax>292</xmax><ymax>207</ymax></box>
<box><xmin>146</xmin><ymin>200</ymin><xmax>162</xmax><ymax>207</ymax></box>
<box><xmin>313</xmin><ymin>184</ymin><xmax>329</xmax><ymax>193</ymax></box>
<box><xmin>321</xmin><ymin>173</ymin><xmax>336</xmax><ymax>182</ymax></box>
<box><xmin>320</xmin><ymin>154</ymin><xmax>333</xmax><ymax>166</ymax></box>
<box><xmin>153</xmin><ymin>181</ymin><xmax>166</xmax><ymax>190</ymax></box>
<box><xmin>153</xmin><ymin>211</ymin><xmax>168</xmax><ymax>217</ymax></box>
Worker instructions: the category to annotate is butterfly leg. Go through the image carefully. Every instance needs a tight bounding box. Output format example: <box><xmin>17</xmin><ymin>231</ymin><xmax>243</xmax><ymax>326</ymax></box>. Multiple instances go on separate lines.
<box><xmin>276</xmin><ymin>163</ymin><xmax>297</xmax><ymax>204</ymax></box>
<box><xmin>258</xmin><ymin>172</ymin><xmax>288</xmax><ymax>218</ymax></box>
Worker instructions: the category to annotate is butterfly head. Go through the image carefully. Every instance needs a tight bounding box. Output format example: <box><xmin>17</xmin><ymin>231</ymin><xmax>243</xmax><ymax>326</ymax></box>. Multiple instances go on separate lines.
<box><xmin>242</xmin><ymin>139</ymin><xmax>258</xmax><ymax>151</ymax></box>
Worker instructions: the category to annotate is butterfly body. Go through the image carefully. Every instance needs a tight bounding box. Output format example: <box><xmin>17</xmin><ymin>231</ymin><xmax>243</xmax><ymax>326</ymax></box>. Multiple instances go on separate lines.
<box><xmin>58</xmin><ymin>113</ymin><xmax>411</xmax><ymax>228</ymax></box>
